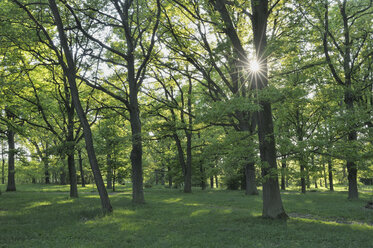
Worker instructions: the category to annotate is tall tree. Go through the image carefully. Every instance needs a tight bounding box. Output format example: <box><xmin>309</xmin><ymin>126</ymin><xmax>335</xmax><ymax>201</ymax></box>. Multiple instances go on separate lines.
<box><xmin>64</xmin><ymin>0</ymin><xmax>161</xmax><ymax>203</ymax></box>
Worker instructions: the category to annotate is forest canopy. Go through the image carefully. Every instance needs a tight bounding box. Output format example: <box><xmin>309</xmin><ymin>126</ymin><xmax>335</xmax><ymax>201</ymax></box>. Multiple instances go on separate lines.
<box><xmin>0</xmin><ymin>0</ymin><xmax>372</xmax><ymax>219</ymax></box>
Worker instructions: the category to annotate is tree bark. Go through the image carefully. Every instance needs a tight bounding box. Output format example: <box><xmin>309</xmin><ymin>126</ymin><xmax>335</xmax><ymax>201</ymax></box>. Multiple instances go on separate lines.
<box><xmin>1</xmin><ymin>141</ymin><xmax>5</xmax><ymax>184</ymax></box>
<box><xmin>6</xmin><ymin>127</ymin><xmax>16</xmax><ymax>192</ymax></box>
<box><xmin>200</xmin><ymin>163</ymin><xmax>206</xmax><ymax>190</ymax></box>
<box><xmin>281</xmin><ymin>158</ymin><xmax>286</xmax><ymax>190</ymax></box>
<box><xmin>78</xmin><ymin>149</ymin><xmax>85</xmax><ymax>187</ymax></box>
<box><xmin>215</xmin><ymin>175</ymin><xmax>219</xmax><ymax>188</ymax></box>
<box><xmin>323</xmin><ymin>161</ymin><xmax>328</xmax><ymax>188</ymax></box>
<box><xmin>106</xmin><ymin>149</ymin><xmax>113</xmax><ymax>190</ymax></box>
<box><xmin>300</xmin><ymin>161</ymin><xmax>306</xmax><ymax>194</ymax></box>
<box><xmin>250</xmin><ymin>0</ymin><xmax>287</xmax><ymax>219</ymax></box>
<box><xmin>67</xmin><ymin>104</ymin><xmax>78</xmax><ymax>198</ymax></box>
<box><xmin>210</xmin><ymin>177</ymin><xmax>214</xmax><ymax>188</ymax></box>
<box><xmin>245</xmin><ymin>162</ymin><xmax>258</xmax><ymax>195</ymax></box>
<box><xmin>129</xmin><ymin>102</ymin><xmax>145</xmax><ymax>203</ymax></box>
<box><xmin>48</xmin><ymin>0</ymin><xmax>112</xmax><ymax>212</ymax></box>
<box><xmin>328</xmin><ymin>158</ymin><xmax>334</xmax><ymax>191</ymax></box>
<box><xmin>67</xmin><ymin>153</ymin><xmax>78</xmax><ymax>197</ymax></box>
<box><xmin>167</xmin><ymin>166</ymin><xmax>172</xmax><ymax>188</ymax></box>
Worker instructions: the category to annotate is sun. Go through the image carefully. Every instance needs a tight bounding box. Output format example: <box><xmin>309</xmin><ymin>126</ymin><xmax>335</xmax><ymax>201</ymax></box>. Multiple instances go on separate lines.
<box><xmin>249</xmin><ymin>60</ymin><xmax>260</xmax><ymax>73</ymax></box>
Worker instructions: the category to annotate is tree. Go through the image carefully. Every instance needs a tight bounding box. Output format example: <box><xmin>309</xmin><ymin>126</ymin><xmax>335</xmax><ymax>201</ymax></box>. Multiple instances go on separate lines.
<box><xmin>63</xmin><ymin>0</ymin><xmax>161</xmax><ymax>203</ymax></box>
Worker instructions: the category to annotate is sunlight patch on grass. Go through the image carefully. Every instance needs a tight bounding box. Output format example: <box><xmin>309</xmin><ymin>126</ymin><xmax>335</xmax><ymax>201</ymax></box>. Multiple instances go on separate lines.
<box><xmin>26</xmin><ymin>201</ymin><xmax>52</xmax><ymax>209</ymax></box>
<box><xmin>184</xmin><ymin>203</ymin><xmax>203</xmax><ymax>207</ymax></box>
<box><xmin>56</xmin><ymin>199</ymin><xmax>74</xmax><ymax>204</ymax></box>
<box><xmin>163</xmin><ymin>197</ymin><xmax>182</xmax><ymax>203</ymax></box>
<box><xmin>190</xmin><ymin>209</ymin><xmax>210</xmax><ymax>217</ymax></box>
<box><xmin>116</xmin><ymin>209</ymin><xmax>136</xmax><ymax>216</ymax></box>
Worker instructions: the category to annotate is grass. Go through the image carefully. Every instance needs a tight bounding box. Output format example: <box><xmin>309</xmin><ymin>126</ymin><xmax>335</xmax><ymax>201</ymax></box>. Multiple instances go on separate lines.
<box><xmin>0</xmin><ymin>184</ymin><xmax>372</xmax><ymax>248</ymax></box>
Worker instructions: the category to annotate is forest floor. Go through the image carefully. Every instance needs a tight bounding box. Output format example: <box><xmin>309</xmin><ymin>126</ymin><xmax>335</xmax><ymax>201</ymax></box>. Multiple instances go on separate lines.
<box><xmin>0</xmin><ymin>183</ymin><xmax>372</xmax><ymax>248</ymax></box>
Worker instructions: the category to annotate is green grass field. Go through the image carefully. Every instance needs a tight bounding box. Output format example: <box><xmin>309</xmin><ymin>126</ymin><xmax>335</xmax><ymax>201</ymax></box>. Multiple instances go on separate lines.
<box><xmin>0</xmin><ymin>184</ymin><xmax>372</xmax><ymax>248</ymax></box>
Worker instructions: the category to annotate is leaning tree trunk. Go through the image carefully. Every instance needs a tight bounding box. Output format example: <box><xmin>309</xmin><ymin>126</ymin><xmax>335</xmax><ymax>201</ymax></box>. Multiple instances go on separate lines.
<box><xmin>6</xmin><ymin>128</ymin><xmax>16</xmax><ymax>192</ymax></box>
<box><xmin>49</xmin><ymin>0</ymin><xmax>112</xmax><ymax>212</ymax></box>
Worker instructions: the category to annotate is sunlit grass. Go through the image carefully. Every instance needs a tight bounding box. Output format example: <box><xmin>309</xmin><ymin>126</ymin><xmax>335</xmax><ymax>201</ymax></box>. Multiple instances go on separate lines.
<box><xmin>0</xmin><ymin>184</ymin><xmax>372</xmax><ymax>247</ymax></box>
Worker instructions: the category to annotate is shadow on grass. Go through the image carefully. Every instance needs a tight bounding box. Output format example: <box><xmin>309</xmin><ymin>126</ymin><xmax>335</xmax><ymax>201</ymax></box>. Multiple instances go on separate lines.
<box><xmin>0</xmin><ymin>188</ymin><xmax>373</xmax><ymax>247</ymax></box>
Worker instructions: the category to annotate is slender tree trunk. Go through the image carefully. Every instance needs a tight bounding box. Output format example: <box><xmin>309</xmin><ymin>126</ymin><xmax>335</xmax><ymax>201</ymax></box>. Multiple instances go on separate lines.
<box><xmin>306</xmin><ymin>167</ymin><xmax>310</xmax><ymax>189</ymax></box>
<box><xmin>300</xmin><ymin>162</ymin><xmax>306</xmax><ymax>193</ymax></box>
<box><xmin>184</xmin><ymin>132</ymin><xmax>192</xmax><ymax>193</ymax></box>
<box><xmin>168</xmin><ymin>166</ymin><xmax>172</xmax><ymax>188</ymax></box>
<box><xmin>6</xmin><ymin>119</ymin><xmax>16</xmax><ymax>192</ymax></box>
<box><xmin>314</xmin><ymin>179</ymin><xmax>318</xmax><ymax>188</ymax></box>
<box><xmin>44</xmin><ymin>159</ymin><xmax>50</xmax><ymax>184</ymax></box>
<box><xmin>78</xmin><ymin>149</ymin><xmax>85</xmax><ymax>187</ymax></box>
<box><xmin>323</xmin><ymin>161</ymin><xmax>328</xmax><ymax>188</ymax></box>
<box><xmin>67</xmin><ymin>105</ymin><xmax>78</xmax><ymax>198</ymax></box>
<box><xmin>328</xmin><ymin>158</ymin><xmax>334</xmax><ymax>192</ymax></box>
<box><xmin>210</xmin><ymin>177</ymin><xmax>214</xmax><ymax>188</ymax></box>
<box><xmin>49</xmin><ymin>0</ymin><xmax>112</xmax><ymax>212</ymax></box>
<box><xmin>44</xmin><ymin>142</ymin><xmax>50</xmax><ymax>184</ymax></box>
<box><xmin>245</xmin><ymin>162</ymin><xmax>258</xmax><ymax>195</ymax></box>
<box><xmin>112</xmin><ymin>169</ymin><xmax>116</xmax><ymax>192</ymax></box>
<box><xmin>1</xmin><ymin>157</ymin><xmax>4</xmax><ymax>185</ymax></box>
<box><xmin>215</xmin><ymin>175</ymin><xmax>219</xmax><ymax>188</ymax></box>
<box><xmin>1</xmin><ymin>141</ymin><xmax>5</xmax><ymax>184</ymax></box>
<box><xmin>60</xmin><ymin>168</ymin><xmax>66</xmax><ymax>185</ymax></box>
<box><xmin>106</xmin><ymin>150</ymin><xmax>112</xmax><ymax>190</ymax></box>
<box><xmin>281</xmin><ymin>158</ymin><xmax>286</xmax><ymax>190</ymax></box>
<box><xmin>200</xmin><ymin>163</ymin><xmax>206</xmax><ymax>190</ymax></box>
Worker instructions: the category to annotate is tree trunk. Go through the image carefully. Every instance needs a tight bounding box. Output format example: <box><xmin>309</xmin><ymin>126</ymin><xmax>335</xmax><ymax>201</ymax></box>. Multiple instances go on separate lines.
<box><xmin>67</xmin><ymin>153</ymin><xmax>78</xmax><ymax>197</ymax></box>
<box><xmin>306</xmin><ymin>166</ymin><xmax>310</xmax><ymax>189</ymax></box>
<box><xmin>60</xmin><ymin>169</ymin><xmax>66</xmax><ymax>185</ymax></box>
<box><xmin>6</xmin><ymin>122</ymin><xmax>16</xmax><ymax>192</ymax></box>
<box><xmin>215</xmin><ymin>175</ymin><xmax>219</xmax><ymax>188</ymax></box>
<box><xmin>44</xmin><ymin>159</ymin><xmax>50</xmax><ymax>184</ymax></box>
<box><xmin>67</xmin><ymin>105</ymin><xmax>78</xmax><ymax>198</ymax></box>
<box><xmin>281</xmin><ymin>158</ymin><xmax>286</xmax><ymax>190</ymax></box>
<box><xmin>1</xmin><ymin>142</ymin><xmax>5</xmax><ymax>184</ymax></box>
<box><xmin>300</xmin><ymin>161</ymin><xmax>306</xmax><ymax>194</ymax></box>
<box><xmin>129</xmin><ymin>103</ymin><xmax>145</xmax><ymax>203</ymax></box>
<box><xmin>168</xmin><ymin>166</ymin><xmax>172</xmax><ymax>188</ymax></box>
<box><xmin>328</xmin><ymin>158</ymin><xmax>334</xmax><ymax>191</ymax></box>
<box><xmin>78</xmin><ymin>149</ymin><xmax>85</xmax><ymax>187</ymax></box>
<box><xmin>106</xmin><ymin>151</ymin><xmax>112</xmax><ymax>190</ymax></box>
<box><xmin>250</xmin><ymin>0</ymin><xmax>286</xmax><ymax>219</ymax></box>
<box><xmin>245</xmin><ymin>162</ymin><xmax>258</xmax><ymax>195</ymax></box>
<box><xmin>49</xmin><ymin>0</ymin><xmax>112</xmax><ymax>212</ymax></box>
<box><xmin>112</xmin><ymin>169</ymin><xmax>116</xmax><ymax>192</ymax></box>
<box><xmin>210</xmin><ymin>177</ymin><xmax>214</xmax><ymax>188</ymax></box>
<box><xmin>200</xmin><ymin>163</ymin><xmax>206</xmax><ymax>190</ymax></box>
<box><xmin>44</xmin><ymin>142</ymin><xmax>50</xmax><ymax>184</ymax></box>
<box><xmin>323</xmin><ymin>161</ymin><xmax>328</xmax><ymax>188</ymax></box>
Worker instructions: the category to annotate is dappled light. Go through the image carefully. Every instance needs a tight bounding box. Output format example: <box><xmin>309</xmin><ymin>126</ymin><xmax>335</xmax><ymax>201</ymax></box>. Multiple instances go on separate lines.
<box><xmin>0</xmin><ymin>0</ymin><xmax>372</xmax><ymax>246</ymax></box>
